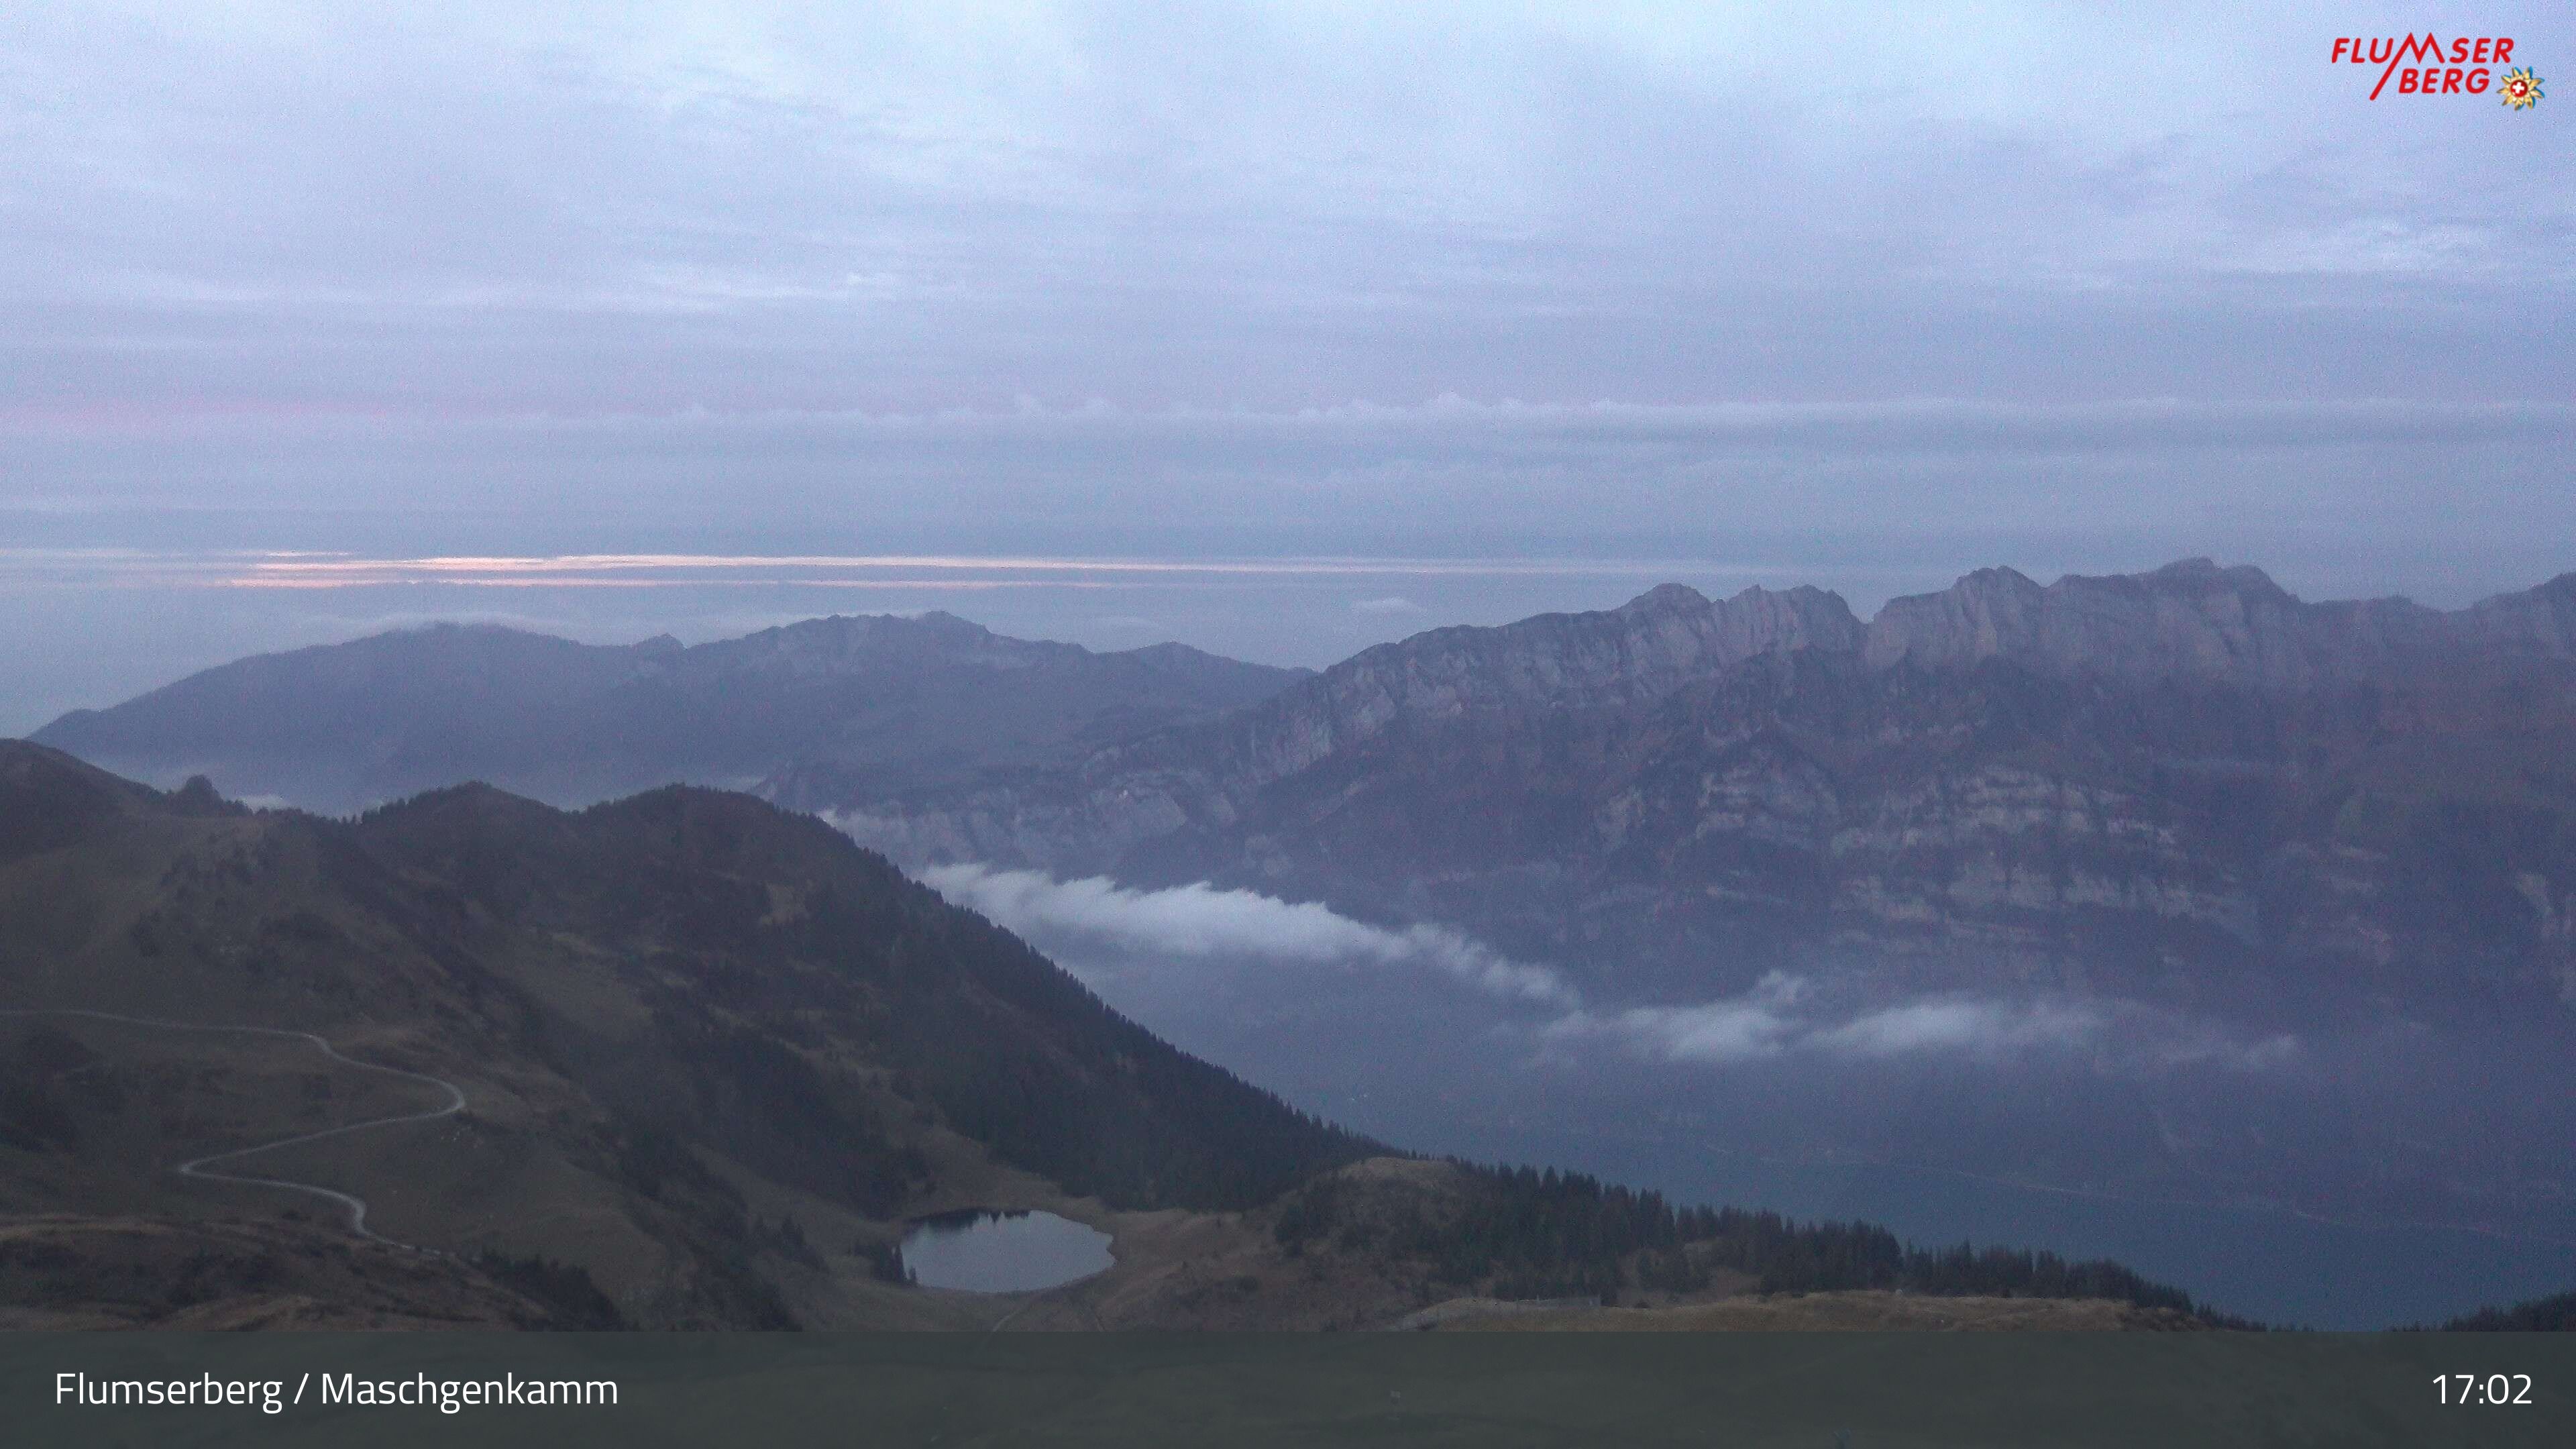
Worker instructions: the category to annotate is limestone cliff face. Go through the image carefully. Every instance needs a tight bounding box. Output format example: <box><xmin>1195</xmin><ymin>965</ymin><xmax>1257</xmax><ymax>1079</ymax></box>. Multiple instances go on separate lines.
<box><xmin>1861</xmin><ymin>566</ymin><xmax>2048</xmax><ymax>674</ymax></box>
<box><xmin>797</xmin><ymin>564</ymin><xmax>2576</xmax><ymax>1017</ymax></box>
<box><xmin>1177</xmin><ymin>581</ymin><xmax>1864</xmax><ymax>789</ymax></box>
<box><xmin>2463</xmin><ymin>572</ymin><xmax>2576</xmax><ymax>657</ymax></box>
<box><xmin>798</xmin><ymin>582</ymin><xmax>1862</xmax><ymax>873</ymax></box>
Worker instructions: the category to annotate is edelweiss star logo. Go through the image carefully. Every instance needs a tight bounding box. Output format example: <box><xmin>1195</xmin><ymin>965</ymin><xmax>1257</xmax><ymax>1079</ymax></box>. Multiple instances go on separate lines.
<box><xmin>2499</xmin><ymin>66</ymin><xmax>2544</xmax><ymax>109</ymax></box>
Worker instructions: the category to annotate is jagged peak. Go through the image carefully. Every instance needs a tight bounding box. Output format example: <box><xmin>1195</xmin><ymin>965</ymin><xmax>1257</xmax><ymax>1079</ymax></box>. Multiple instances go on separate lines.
<box><xmin>1725</xmin><ymin>581</ymin><xmax>1843</xmax><ymax>604</ymax></box>
<box><xmin>1953</xmin><ymin>564</ymin><xmax>2043</xmax><ymax>593</ymax></box>
<box><xmin>1721</xmin><ymin>582</ymin><xmax>1862</xmax><ymax>619</ymax></box>
<box><xmin>1711</xmin><ymin>584</ymin><xmax>1866</xmax><ymax>657</ymax></box>
<box><xmin>2147</xmin><ymin>555</ymin><xmax>2221</xmax><ymax>578</ymax></box>
<box><xmin>2127</xmin><ymin>557</ymin><xmax>2295</xmax><ymax>599</ymax></box>
<box><xmin>1617</xmin><ymin>582</ymin><xmax>1712</xmax><ymax>614</ymax></box>
<box><xmin>1890</xmin><ymin>559</ymin><xmax>2310</xmax><ymax>612</ymax></box>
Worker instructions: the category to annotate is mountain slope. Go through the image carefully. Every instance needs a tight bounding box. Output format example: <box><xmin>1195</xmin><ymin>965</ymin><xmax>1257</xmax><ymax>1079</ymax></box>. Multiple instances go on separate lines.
<box><xmin>32</xmin><ymin>614</ymin><xmax>1305</xmax><ymax>814</ymax></box>
<box><xmin>0</xmin><ymin>746</ymin><xmax>2244</xmax><ymax>1330</ymax></box>
<box><xmin>0</xmin><ymin>741</ymin><xmax>1368</xmax><ymax>1326</ymax></box>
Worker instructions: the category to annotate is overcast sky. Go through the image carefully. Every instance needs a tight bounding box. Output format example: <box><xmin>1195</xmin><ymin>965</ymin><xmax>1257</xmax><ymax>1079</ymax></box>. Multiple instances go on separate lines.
<box><xmin>3</xmin><ymin>1</ymin><xmax>2570</xmax><ymax>729</ymax></box>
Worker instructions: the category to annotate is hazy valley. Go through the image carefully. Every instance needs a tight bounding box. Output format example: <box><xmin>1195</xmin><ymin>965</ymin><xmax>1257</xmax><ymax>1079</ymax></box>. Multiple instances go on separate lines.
<box><xmin>0</xmin><ymin>742</ymin><xmax>2253</xmax><ymax>1331</ymax></box>
<box><xmin>14</xmin><ymin>559</ymin><xmax>2576</xmax><ymax>1328</ymax></box>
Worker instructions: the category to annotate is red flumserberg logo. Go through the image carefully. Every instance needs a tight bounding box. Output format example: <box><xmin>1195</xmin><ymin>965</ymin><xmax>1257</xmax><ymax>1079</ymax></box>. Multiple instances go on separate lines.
<box><xmin>2330</xmin><ymin>34</ymin><xmax>2543</xmax><ymax>105</ymax></box>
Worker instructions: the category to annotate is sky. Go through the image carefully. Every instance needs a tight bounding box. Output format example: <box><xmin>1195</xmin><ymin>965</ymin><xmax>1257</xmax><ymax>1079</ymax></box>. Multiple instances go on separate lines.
<box><xmin>3</xmin><ymin>1</ymin><xmax>2571</xmax><ymax>731</ymax></box>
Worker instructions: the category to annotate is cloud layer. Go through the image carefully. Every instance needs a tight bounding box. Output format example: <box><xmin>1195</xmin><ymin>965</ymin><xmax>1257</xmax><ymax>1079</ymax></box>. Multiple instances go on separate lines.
<box><xmin>7</xmin><ymin>3</ymin><xmax>2567</xmax><ymax>735</ymax></box>
<box><xmin>4</xmin><ymin>4</ymin><xmax>2567</xmax><ymax>422</ymax></box>
<box><xmin>1542</xmin><ymin>974</ymin><xmax>2112</xmax><ymax>1066</ymax></box>
<box><xmin>920</xmin><ymin>863</ymin><xmax>1577</xmax><ymax>1006</ymax></box>
<box><xmin>920</xmin><ymin>865</ymin><xmax>2300</xmax><ymax>1073</ymax></box>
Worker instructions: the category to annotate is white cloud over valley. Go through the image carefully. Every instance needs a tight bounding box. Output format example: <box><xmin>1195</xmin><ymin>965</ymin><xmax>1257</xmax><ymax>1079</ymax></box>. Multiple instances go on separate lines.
<box><xmin>920</xmin><ymin>863</ymin><xmax>1577</xmax><ymax>1006</ymax></box>
<box><xmin>917</xmin><ymin>865</ymin><xmax>2299</xmax><ymax>1074</ymax></box>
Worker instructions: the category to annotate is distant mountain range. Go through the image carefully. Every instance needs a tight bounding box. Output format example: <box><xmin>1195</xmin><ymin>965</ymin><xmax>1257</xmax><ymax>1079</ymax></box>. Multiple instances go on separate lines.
<box><xmin>812</xmin><ymin>560</ymin><xmax>2576</xmax><ymax>1018</ymax></box>
<box><xmin>32</xmin><ymin>613</ymin><xmax>1305</xmax><ymax>816</ymax></box>
<box><xmin>26</xmin><ymin>560</ymin><xmax>2576</xmax><ymax>1022</ymax></box>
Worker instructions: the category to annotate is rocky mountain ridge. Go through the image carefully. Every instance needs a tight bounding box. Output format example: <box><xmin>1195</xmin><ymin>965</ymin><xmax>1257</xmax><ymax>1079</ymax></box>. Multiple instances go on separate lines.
<box><xmin>800</xmin><ymin>562</ymin><xmax>2576</xmax><ymax>1016</ymax></box>
<box><xmin>1859</xmin><ymin>559</ymin><xmax>2576</xmax><ymax>686</ymax></box>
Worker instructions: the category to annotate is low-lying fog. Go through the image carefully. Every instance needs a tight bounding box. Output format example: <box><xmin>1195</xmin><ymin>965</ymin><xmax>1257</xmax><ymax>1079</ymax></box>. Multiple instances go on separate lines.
<box><xmin>928</xmin><ymin>863</ymin><xmax>2576</xmax><ymax>1328</ymax></box>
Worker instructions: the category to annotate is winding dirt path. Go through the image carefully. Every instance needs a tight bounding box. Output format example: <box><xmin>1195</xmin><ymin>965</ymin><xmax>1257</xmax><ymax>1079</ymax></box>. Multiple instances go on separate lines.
<box><xmin>0</xmin><ymin>1007</ymin><xmax>465</xmax><ymax>1253</ymax></box>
